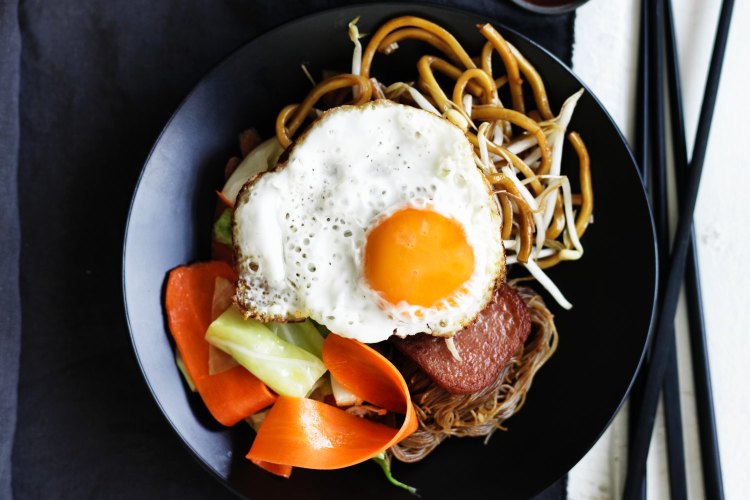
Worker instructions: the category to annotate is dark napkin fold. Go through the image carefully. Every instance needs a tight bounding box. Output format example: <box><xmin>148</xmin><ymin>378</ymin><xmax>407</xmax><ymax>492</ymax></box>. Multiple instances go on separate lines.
<box><xmin>0</xmin><ymin>1</ymin><xmax>21</xmax><ymax>499</ymax></box>
<box><xmin>4</xmin><ymin>1</ymin><xmax>573</xmax><ymax>498</ymax></box>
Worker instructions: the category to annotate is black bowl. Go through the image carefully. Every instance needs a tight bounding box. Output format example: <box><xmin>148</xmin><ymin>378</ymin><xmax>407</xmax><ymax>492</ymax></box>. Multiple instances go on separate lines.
<box><xmin>510</xmin><ymin>0</ymin><xmax>590</xmax><ymax>15</ymax></box>
<box><xmin>123</xmin><ymin>3</ymin><xmax>656</xmax><ymax>499</ymax></box>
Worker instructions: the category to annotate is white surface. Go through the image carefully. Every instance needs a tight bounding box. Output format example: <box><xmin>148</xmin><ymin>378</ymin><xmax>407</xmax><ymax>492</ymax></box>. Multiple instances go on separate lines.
<box><xmin>569</xmin><ymin>0</ymin><xmax>749</xmax><ymax>498</ymax></box>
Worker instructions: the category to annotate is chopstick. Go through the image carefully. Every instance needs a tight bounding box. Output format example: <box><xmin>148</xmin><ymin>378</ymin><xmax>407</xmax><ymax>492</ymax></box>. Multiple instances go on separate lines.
<box><xmin>622</xmin><ymin>0</ymin><xmax>735</xmax><ymax>497</ymax></box>
<box><xmin>635</xmin><ymin>0</ymin><xmax>650</xmax><ymax>185</ymax></box>
<box><xmin>628</xmin><ymin>0</ymin><xmax>650</xmax><ymax>497</ymax></box>
<box><xmin>648</xmin><ymin>0</ymin><xmax>688</xmax><ymax>497</ymax></box>
<box><xmin>663</xmin><ymin>0</ymin><xmax>726</xmax><ymax>497</ymax></box>
<box><xmin>632</xmin><ymin>1</ymin><xmax>688</xmax><ymax>497</ymax></box>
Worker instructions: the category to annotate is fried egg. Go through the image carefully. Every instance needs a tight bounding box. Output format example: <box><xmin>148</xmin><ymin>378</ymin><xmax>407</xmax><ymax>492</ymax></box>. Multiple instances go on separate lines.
<box><xmin>233</xmin><ymin>100</ymin><xmax>504</xmax><ymax>343</ymax></box>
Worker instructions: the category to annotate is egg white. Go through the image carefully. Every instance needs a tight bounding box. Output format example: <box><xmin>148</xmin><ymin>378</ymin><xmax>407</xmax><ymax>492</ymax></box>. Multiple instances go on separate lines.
<box><xmin>233</xmin><ymin>100</ymin><xmax>504</xmax><ymax>343</ymax></box>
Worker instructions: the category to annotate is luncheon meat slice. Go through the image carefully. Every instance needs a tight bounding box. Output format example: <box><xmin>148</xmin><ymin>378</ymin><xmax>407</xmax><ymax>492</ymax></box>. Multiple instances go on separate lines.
<box><xmin>392</xmin><ymin>285</ymin><xmax>531</xmax><ymax>394</ymax></box>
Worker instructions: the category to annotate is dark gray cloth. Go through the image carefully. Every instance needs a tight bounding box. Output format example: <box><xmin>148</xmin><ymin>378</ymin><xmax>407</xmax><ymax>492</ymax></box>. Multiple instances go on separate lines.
<box><xmin>0</xmin><ymin>0</ymin><xmax>21</xmax><ymax>498</ymax></box>
<box><xmin>3</xmin><ymin>1</ymin><xmax>573</xmax><ymax>498</ymax></box>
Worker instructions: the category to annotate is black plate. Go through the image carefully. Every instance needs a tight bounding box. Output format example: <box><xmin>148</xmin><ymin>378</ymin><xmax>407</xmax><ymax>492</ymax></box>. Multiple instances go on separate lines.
<box><xmin>123</xmin><ymin>4</ymin><xmax>656</xmax><ymax>499</ymax></box>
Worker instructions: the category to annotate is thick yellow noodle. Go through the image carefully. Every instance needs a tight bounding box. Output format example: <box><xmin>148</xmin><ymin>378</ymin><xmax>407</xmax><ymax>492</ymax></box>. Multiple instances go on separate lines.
<box><xmin>269</xmin><ymin>16</ymin><xmax>593</xmax><ymax>463</ymax></box>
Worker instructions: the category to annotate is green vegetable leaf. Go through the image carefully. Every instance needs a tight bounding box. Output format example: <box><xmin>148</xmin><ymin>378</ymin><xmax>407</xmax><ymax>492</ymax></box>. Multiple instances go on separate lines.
<box><xmin>268</xmin><ymin>320</ymin><xmax>324</xmax><ymax>358</ymax></box>
<box><xmin>212</xmin><ymin>209</ymin><xmax>232</xmax><ymax>245</ymax></box>
<box><xmin>205</xmin><ymin>307</ymin><xmax>327</xmax><ymax>397</ymax></box>
<box><xmin>372</xmin><ymin>452</ymin><xmax>419</xmax><ymax>496</ymax></box>
<box><xmin>175</xmin><ymin>352</ymin><xmax>197</xmax><ymax>392</ymax></box>
<box><xmin>309</xmin><ymin>319</ymin><xmax>331</xmax><ymax>338</ymax></box>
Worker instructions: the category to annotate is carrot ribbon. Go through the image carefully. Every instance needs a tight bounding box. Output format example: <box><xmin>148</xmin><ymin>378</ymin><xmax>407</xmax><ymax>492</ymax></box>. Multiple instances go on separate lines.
<box><xmin>167</xmin><ymin>262</ymin><xmax>416</xmax><ymax>476</ymax></box>
<box><xmin>165</xmin><ymin>261</ymin><xmax>277</xmax><ymax>427</ymax></box>
<box><xmin>246</xmin><ymin>334</ymin><xmax>418</xmax><ymax>469</ymax></box>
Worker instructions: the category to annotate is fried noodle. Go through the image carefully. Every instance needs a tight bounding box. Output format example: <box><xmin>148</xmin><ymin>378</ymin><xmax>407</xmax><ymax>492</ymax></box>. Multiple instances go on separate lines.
<box><xmin>266</xmin><ymin>16</ymin><xmax>592</xmax><ymax>463</ymax></box>
<box><xmin>389</xmin><ymin>283</ymin><xmax>557</xmax><ymax>462</ymax></box>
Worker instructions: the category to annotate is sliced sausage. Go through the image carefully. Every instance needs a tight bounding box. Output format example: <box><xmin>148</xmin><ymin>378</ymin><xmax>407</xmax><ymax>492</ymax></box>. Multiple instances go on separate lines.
<box><xmin>391</xmin><ymin>285</ymin><xmax>531</xmax><ymax>394</ymax></box>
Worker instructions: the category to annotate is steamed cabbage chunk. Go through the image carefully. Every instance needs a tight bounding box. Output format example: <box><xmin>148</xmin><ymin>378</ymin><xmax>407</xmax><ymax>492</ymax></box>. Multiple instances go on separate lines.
<box><xmin>268</xmin><ymin>321</ymin><xmax>324</xmax><ymax>358</ymax></box>
<box><xmin>212</xmin><ymin>209</ymin><xmax>232</xmax><ymax>245</ymax></box>
<box><xmin>175</xmin><ymin>352</ymin><xmax>197</xmax><ymax>392</ymax></box>
<box><xmin>206</xmin><ymin>306</ymin><xmax>326</xmax><ymax>398</ymax></box>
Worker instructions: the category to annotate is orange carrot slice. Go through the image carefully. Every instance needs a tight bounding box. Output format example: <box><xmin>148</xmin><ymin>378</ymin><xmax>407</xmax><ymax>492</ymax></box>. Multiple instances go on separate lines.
<box><xmin>249</xmin><ymin>459</ymin><xmax>293</xmax><ymax>479</ymax></box>
<box><xmin>165</xmin><ymin>261</ymin><xmax>276</xmax><ymax>426</ymax></box>
<box><xmin>246</xmin><ymin>334</ymin><xmax>418</xmax><ymax>469</ymax></box>
<box><xmin>323</xmin><ymin>333</ymin><xmax>410</xmax><ymax>414</ymax></box>
<box><xmin>208</xmin><ymin>277</ymin><xmax>240</xmax><ymax>375</ymax></box>
<box><xmin>215</xmin><ymin>189</ymin><xmax>235</xmax><ymax>209</ymax></box>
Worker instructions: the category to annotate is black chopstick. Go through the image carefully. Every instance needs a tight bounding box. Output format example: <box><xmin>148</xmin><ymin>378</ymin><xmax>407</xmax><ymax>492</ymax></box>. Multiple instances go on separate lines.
<box><xmin>628</xmin><ymin>1</ymin><xmax>650</xmax><ymax>497</ymax></box>
<box><xmin>663</xmin><ymin>350</ymin><xmax>688</xmax><ymax>498</ymax></box>
<box><xmin>683</xmin><ymin>228</ymin><xmax>726</xmax><ymax>498</ymax></box>
<box><xmin>633</xmin><ymin>0</ymin><xmax>689</xmax><ymax>496</ymax></box>
<box><xmin>635</xmin><ymin>0</ymin><xmax>650</xmax><ymax>185</ymax></box>
<box><xmin>622</xmin><ymin>0</ymin><xmax>735</xmax><ymax>497</ymax></box>
<box><xmin>664</xmin><ymin>0</ymin><xmax>726</xmax><ymax>497</ymax></box>
<box><xmin>649</xmin><ymin>0</ymin><xmax>689</xmax><ymax>497</ymax></box>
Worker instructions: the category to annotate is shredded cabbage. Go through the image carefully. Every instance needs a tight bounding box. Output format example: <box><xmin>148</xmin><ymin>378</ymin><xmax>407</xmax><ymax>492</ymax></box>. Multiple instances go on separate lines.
<box><xmin>175</xmin><ymin>352</ymin><xmax>197</xmax><ymax>392</ymax></box>
<box><xmin>221</xmin><ymin>137</ymin><xmax>284</xmax><ymax>203</ymax></box>
<box><xmin>268</xmin><ymin>320</ymin><xmax>324</xmax><ymax>358</ymax></box>
<box><xmin>212</xmin><ymin>209</ymin><xmax>232</xmax><ymax>245</ymax></box>
<box><xmin>330</xmin><ymin>374</ymin><xmax>362</xmax><ymax>407</ymax></box>
<box><xmin>206</xmin><ymin>307</ymin><xmax>327</xmax><ymax>397</ymax></box>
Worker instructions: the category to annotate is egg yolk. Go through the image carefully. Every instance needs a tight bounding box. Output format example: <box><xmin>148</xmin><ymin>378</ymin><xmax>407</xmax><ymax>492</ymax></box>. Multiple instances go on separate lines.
<box><xmin>364</xmin><ymin>208</ymin><xmax>475</xmax><ymax>308</ymax></box>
